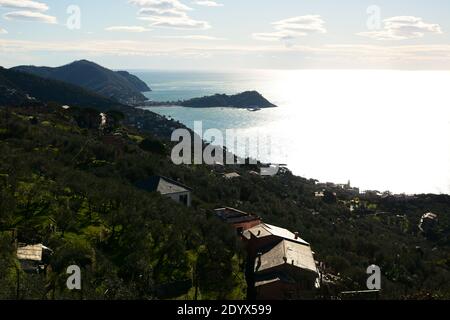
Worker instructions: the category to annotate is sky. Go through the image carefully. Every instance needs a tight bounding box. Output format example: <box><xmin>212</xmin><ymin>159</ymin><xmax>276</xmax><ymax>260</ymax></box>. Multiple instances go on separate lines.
<box><xmin>0</xmin><ymin>0</ymin><xmax>450</xmax><ymax>70</ymax></box>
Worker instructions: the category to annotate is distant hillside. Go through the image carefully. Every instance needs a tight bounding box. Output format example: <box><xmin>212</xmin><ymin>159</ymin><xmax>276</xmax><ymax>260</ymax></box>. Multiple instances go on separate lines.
<box><xmin>0</xmin><ymin>68</ymin><xmax>29</xmax><ymax>106</ymax></box>
<box><xmin>116</xmin><ymin>70</ymin><xmax>151</xmax><ymax>92</ymax></box>
<box><xmin>0</xmin><ymin>67</ymin><xmax>118</xmax><ymax>110</ymax></box>
<box><xmin>0</xmin><ymin>66</ymin><xmax>192</xmax><ymax>139</ymax></box>
<box><xmin>179</xmin><ymin>91</ymin><xmax>277</xmax><ymax>108</ymax></box>
<box><xmin>12</xmin><ymin>60</ymin><xmax>151</xmax><ymax>104</ymax></box>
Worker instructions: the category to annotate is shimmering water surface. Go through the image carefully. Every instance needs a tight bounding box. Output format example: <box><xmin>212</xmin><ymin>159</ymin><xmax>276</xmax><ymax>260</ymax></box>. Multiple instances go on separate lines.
<box><xmin>134</xmin><ymin>69</ymin><xmax>450</xmax><ymax>195</ymax></box>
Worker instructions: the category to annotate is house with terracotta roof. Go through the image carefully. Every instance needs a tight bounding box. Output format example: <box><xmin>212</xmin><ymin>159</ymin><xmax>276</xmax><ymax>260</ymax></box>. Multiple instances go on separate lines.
<box><xmin>241</xmin><ymin>223</ymin><xmax>319</xmax><ymax>299</ymax></box>
<box><xmin>214</xmin><ymin>207</ymin><xmax>262</xmax><ymax>234</ymax></box>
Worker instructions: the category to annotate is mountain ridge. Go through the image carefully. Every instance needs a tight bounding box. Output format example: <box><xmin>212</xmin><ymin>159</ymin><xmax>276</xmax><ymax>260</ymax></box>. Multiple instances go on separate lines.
<box><xmin>0</xmin><ymin>66</ymin><xmax>119</xmax><ymax>110</ymax></box>
<box><xmin>12</xmin><ymin>60</ymin><xmax>151</xmax><ymax>105</ymax></box>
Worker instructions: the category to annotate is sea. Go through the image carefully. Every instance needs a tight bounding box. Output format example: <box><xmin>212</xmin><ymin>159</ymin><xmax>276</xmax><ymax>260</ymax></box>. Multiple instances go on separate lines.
<box><xmin>133</xmin><ymin>69</ymin><xmax>450</xmax><ymax>195</ymax></box>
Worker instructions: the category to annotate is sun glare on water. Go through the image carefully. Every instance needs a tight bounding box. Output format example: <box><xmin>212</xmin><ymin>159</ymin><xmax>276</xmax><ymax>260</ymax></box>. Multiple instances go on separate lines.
<box><xmin>147</xmin><ymin>69</ymin><xmax>450</xmax><ymax>195</ymax></box>
<box><xmin>258</xmin><ymin>70</ymin><xmax>450</xmax><ymax>194</ymax></box>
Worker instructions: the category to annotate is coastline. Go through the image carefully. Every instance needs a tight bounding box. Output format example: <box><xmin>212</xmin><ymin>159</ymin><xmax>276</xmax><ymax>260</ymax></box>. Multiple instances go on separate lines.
<box><xmin>140</xmin><ymin>104</ymin><xmax>277</xmax><ymax>109</ymax></box>
<box><xmin>135</xmin><ymin>103</ymin><xmax>449</xmax><ymax>196</ymax></box>
<box><xmin>135</xmin><ymin>106</ymin><xmax>439</xmax><ymax>197</ymax></box>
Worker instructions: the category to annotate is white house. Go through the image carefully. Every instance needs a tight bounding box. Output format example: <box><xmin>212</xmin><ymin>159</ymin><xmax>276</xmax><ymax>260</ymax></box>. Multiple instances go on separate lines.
<box><xmin>136</xmin><ymin>176</ymin><xmax>192</xmax><ymax>207</ymax></box>
<box><xmin>419</xmin><ymin>212</ymin><xmax>438</xmax><ymax>232</ymax></box>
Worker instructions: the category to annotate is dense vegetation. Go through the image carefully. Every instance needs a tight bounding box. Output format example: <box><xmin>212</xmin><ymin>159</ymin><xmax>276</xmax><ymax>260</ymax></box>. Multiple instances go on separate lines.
<box><xmin>181</xmin><ymin>91</ymin><xmax>276</xmax><ymax>108</ymax></box>
<box><xmin>116</xmin><ymin>71</ymin><xmax>152</xmax><ymax>93</ymax></box>
<box><xmin>0</xmin><ymin>106</ymin><xmax>246</xmax><ymax>300</ymax></box>
<box><xmin>2</xmin><ymin>61</ymin><xmax>448</xmax><ymax>300</ymax></box>
<box><xmin>12</xmin><ymin>60</ymin><xmax>151</xmax><ymax>104</ymax></box>
<box><xmin>0</xmin><ymin>103</ymin><xmax>449</xmax><ymax>300</ymax></box>
<box><xmin>0</xmin><ymin>67</ymin><xmax>117</xmax><ymax>110</ymax></box>
<box><xmin>143</xmin><ymin>91</ymin><xmax>277</xmax><ymax>108</ymax></box>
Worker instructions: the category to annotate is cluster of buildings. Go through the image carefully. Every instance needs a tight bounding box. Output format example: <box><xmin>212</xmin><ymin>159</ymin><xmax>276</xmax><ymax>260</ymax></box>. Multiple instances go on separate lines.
<box><xmin>135</xmin><ymin>176</ymin><xmax>321</xmax><ymax>299</ymax></box>
<box><xmin>215</xmin><ymin>207</ymin><xmax>320</xmax><ymax>300</ymax></box>
<box><xmin>315</xmin><ymin>180</ymin><xmax>360</xmax><ymax>196</ymax></box>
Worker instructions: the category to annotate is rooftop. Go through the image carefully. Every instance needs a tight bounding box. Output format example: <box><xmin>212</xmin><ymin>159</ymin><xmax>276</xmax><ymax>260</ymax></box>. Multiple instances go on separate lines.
<box><xmin>422</xmin><ymin>212</ymin><xmax>438</xmax><ymax>220</ymax></box>
<box><xmin>224</xmin><ymin>172</ymin><xmax>241</xmax><ymax>179</ymax></box>
<box><xmin>17</xmin><ymin>244</ymin><xmax>52</xmax><ymax>262</ymax></box>
<box><xmin>136</xmin><ymin>176</ymin><xmax>192</xmax><ymax>195</ymax></box>
<box><xmin>255</xmin><ymin>240</ymin><xmax>318</xmax><ymax>275</ymax></box>
<box><xmin>242</xmin><ymin>223</ymin><xmax>309</xmax><ymax>246</ymax></box>
<box><xmin>254</xmin><ymin>272</ymin><xmax>296</xmax><ymax>287</ymax></box>
<box><xmin>215</xmin><ymin>207</ymin><xmax>261</xmax><ymax>224</ymax></box>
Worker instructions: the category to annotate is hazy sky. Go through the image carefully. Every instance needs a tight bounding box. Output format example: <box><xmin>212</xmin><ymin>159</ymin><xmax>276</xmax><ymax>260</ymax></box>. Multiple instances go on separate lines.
<box><xmin>0</xmin><ymin>0</ymin><xmax>449</xmax><ymax>70</ymax></box>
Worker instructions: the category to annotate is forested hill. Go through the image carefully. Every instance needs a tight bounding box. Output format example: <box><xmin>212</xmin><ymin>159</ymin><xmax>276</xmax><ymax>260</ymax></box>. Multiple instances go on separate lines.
<box><xmin>0</xmin><ymin>67</ymin><xmax>118</xmax><ymax>110</ymax></box>
<box><xmin>0</xmin><ymin>66</ymin><xmax>192</xmax><ymax>139</ymax></box>
<box><xmin>116</xmin><ymin>71</ymin><xmax>151</xmax><ymax>92</ymax></box>
<box><xmin>180</xmin><ymin>91</ymin><xmax>277</xmax><ymax>108</ymax></box>
<box><xmin>12</xmin><ymin>60</ymin><xmax>151</xmax><ymax>104</ymax></box>
<box><xmin>1</xmin><ymin>103</ymin><xmax>450</xmax><ymax>299</ymax></box>
<box><xmin>142</xmin><ymin>91</ymin><xmax>277</xmax><ymax>108</ymax></box>
<box><xmin>0</xmin><ymin>105</ymin><xmax>247</xmax><ymax>300</ymax></box>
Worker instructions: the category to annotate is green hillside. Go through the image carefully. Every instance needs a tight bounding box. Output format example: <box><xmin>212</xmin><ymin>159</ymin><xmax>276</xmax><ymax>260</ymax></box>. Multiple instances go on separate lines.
<box><xmin>12</xmin><ymin>60</ymin><xmax>151</xmax><ymax>104</ymax></box>
<box><xmin>1</xmin><ymin>104</ymin><xmax>449</xmax><ymax>299</ymax></box>
<box><xmin>0</xmin><ymin>67</ymin><xmax>118</xmax><ymax>110</ymax></box>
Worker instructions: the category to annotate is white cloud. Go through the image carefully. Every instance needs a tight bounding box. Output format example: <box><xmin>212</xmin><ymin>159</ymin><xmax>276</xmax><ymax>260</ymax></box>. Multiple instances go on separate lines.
<box><xmin>3</xmin><ymin>38</ymin><xmax>450</xmax><ymax>70</ymax></box>
<box><xmin>193</xmin><ymin>1</ymin><xmax>223</xmax><ymax>7</ymax></box>
<box><xmin>105</xmin><ymin>26</ymin><xmax>152</xmax><ymax>32</ymax></box>
<box><xmin>157</xmin><ymin>34</ymin><xmax>224</xmax><ymax>40</ymax></box>
<box><xmin>253</xmin><ymin>31</ymin><xmax>295</xmax><ymax>42</ymax></box>
<box><xmin>253</xmin><ymin>15</ymin><xmax>326</xmax><ymax>41</ymax></box>
<box><xmin>146</xmin><ymin>17</ymin><xmax>210</xmax><ymax>29</ymax></box>
<box><xmin>139</xmin><ymin>7</ymin><xmax>186</xmax><ymax>18</ymax></box>
<box><xmin>0</xmin><ymin>0</ymin><xmax>48</xmax><ymax>12</ymax></box>
<box><xmin>2</xmin><ymin>38</ymin><xmax>450</xmax><ymax>65</ymax></box>
<box><xmin>3</xmin><ymin>10</ymin><xmax>57</xmax><ymax>24</ymax></box>
<box><xmin>129</xmin><ymin>0</ymin><xmax>192</xmax><ymax>12</ymax></box>
<box><xmin>0</xmin><ymin>1</ymin><xmax>57</xmax><ymax>26</ymax></box>
<box><xmin>0</xmin><ymin>27</ymin><xmax>7</xmax><ymax>34</ymax></box>
<box><xmin>358</xmin><ymin>16</ymin><xmax>443</xmax><ymax>40</ymax></box>
<box><xmin>131</xmin><ymin>0</ymin><xmax>210</xmax><ymax>30</ymax></box>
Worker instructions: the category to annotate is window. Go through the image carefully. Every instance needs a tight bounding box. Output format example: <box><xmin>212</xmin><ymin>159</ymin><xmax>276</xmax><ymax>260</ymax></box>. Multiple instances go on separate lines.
<box><xmin>179</xmin><ymin>194</ymin><xmax>188</xmax><ymax>206</ymax></box>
